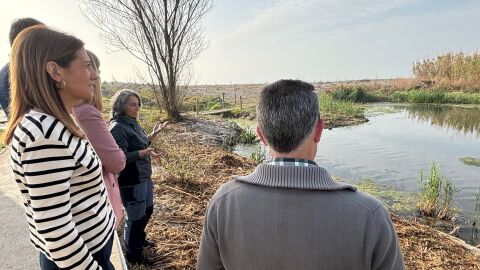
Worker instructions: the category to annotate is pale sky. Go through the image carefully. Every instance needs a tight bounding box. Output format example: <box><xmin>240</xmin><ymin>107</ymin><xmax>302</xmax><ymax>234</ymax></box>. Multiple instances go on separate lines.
<box><xmin>1</xmin><ymin>0</ymin><xmax>479</xmax><ymax>84</ymax></box>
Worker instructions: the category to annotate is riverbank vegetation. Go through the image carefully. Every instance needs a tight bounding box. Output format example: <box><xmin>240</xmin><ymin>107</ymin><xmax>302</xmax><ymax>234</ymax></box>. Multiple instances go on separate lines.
<box><xmin>329</xmin><ymin>84</ymin><xmax>480</xmax><ymax>104</ymax></box>
<box><xmin>239</xmin><ymin>128</ymin><xmax>259</xmax><ymax>144</ymax></box>
<box><xmin>177</xmin><ymin>92</ymin><xmax>368</xmax><ymax>129</ymax></box>
<box><xmin>418</xmin><ymin>163</ymin><xmax>459</xmax><ymax>221</ymax></box>
<box><xmin>460</xmin><ymin>157</ymin><xmax>480</xmax><ymax>167</ymax></box>
<box><xmin>98</xmin><ymin>71</ymin><xmax>480</xmax><ymax>269</ymax></box>
<box><xmin>328</xmin><ymin>51</ymin><xmax>480</xmax><ymax>105</ymax></box>
<box><xmin>413</xmin><ymin>51</ymin><xmax>480</xmax><ymax>91</ymax></box>
<box><xmin>124</xmin><ymin>117</ymin><xmax>480</xmax><ymax>269</ymax></box>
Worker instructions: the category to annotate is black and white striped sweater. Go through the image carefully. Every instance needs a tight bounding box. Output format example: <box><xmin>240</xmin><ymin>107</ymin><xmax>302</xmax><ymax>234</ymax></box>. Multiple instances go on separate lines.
<box><xmin>9</xmin><ymin>110</ymin><xmax>115</xmax><ymax>270</ymax></box>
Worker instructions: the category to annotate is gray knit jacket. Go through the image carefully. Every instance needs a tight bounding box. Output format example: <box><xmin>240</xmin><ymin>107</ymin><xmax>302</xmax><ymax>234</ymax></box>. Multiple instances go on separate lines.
<box><xmin>197</xmin><ymin>164</ymin><xmax>405</xmax><ymax>270</ymax></box>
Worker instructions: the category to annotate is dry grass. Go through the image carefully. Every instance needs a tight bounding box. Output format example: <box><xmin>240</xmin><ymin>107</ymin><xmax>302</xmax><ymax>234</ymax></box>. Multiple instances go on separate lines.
<box><xmin>413</xmin><ymin>51</ymin><xmax>480</xmax><ymax>91</ymax></box>
<box><xmin>394</xmin><ymin>216</ymin><xmax>480</xmax><ymax>270</ymax></box>
<box><xmin>133</xmin><ymin>123</ymin><xmax>255</xmax><ymax>269</ymax></box>
<box><xmin>412</xmin><ymin>52</ymin><xmax>480</xmax><ymax>86</ymax></box>
<box><xmin>126</xmin><ymin>120</ymin><xmax>480</xmax><ymax>270</ymax></box>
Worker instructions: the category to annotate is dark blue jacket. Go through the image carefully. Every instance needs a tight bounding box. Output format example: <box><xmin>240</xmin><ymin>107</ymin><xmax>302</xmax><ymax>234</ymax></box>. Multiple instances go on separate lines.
<box><xmin>0</xmin><ymin>63</ymin><xmax>9</xmax><ymax>117</ymax></box>
<box><xmin>110</xmin><ymin>115</ymin><xmax>152</xmax><ymax>187</ymax></box>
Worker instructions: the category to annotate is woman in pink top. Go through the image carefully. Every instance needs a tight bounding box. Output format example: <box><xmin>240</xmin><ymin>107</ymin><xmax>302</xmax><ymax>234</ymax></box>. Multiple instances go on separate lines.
<box><xmin>74</xmin><ymin>50</ymin><xmax>126</xmax><ymax>229</ymax></box>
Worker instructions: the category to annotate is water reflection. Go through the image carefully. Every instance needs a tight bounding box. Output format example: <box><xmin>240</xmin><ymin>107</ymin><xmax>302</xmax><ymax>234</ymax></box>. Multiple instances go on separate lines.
<box><xmin>234</xmin><ymin>103</ymin><xmax>480</xmax><ymax>244</ymax></box>
<box><xmin>403</xmin><ymin>104</ymin><xmax>480</xmax><ymax>138</ymax></box>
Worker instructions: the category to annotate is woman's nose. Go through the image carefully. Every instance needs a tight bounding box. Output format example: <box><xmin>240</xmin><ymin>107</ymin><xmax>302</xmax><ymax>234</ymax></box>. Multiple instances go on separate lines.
<box><xmin>90</xmin><ymin>70</ymin><xmax>99</xmax><ymax>81</ymax></box>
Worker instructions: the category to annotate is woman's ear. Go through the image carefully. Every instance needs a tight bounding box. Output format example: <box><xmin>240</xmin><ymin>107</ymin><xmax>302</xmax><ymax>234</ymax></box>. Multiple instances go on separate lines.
<box><xmin>45</xmin><ymin>61</ymin><xmax>64</xmax><ymax>83</ymax></box>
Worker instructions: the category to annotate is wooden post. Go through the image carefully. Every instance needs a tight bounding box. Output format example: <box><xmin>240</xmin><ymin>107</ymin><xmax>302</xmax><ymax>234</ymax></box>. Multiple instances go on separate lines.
<box><xmin>234</xmin><ymin>84</ymin><xmax>237</xmax><ymax>105</ymax></box>
<box><xmin>195</xmin><ymin>98</ymin><xmax>199</xmax><ymax>115</ymax></box>
<box><xmin>240</xmin><ymin>96</ymin><xmax>243</xmax><ymax>110</ymax></box>
<box><xmin>222</xmin><ymin>93</ymin><xmax>225</xmax><ymax>108</ymax></box>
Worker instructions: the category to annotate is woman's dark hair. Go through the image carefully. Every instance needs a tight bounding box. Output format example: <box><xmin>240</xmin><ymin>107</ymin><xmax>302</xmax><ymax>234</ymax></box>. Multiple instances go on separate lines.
<box><xmin>9</xmin><ymin>17</ymin><xmax>44</xmax><ymax>46</ymax></box>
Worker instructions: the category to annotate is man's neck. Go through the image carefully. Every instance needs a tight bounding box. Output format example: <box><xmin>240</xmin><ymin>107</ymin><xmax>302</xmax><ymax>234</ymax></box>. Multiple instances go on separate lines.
<box><xmin>270</xmin><ymin>151</ymin><xmax>314</xmax><ymax>161</ymax></box>
<box><xmin>267</xmin><ymin>136</ymin><xmax>318</xmax><ymax>161</ymax></box>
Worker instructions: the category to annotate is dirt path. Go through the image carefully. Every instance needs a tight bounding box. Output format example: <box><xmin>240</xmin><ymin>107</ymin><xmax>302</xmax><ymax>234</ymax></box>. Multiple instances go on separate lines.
<box><xmin>0</xmin><ymin>149</ymin><xmax>38</xmax><ymax>269</ymax></box>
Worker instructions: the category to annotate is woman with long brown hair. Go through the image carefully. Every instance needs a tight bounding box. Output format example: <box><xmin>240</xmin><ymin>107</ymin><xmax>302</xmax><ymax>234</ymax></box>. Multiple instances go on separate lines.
<box><xmin>74</xmin><ymin>50</ymin><xmax>126</xmax><ymax>229</ymax></box>
<box><xmin>3</xmin><ymin>25</ymin><xmax>115</xmax><ymax>269</ymax></box>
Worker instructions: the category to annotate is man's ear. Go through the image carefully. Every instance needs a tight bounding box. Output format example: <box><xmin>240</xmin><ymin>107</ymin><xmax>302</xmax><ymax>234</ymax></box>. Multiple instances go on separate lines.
<box><xmin>45</xmin><ymin>61</ymin><xmax>64</xmax><ymax>83</ymax></box>
<box><xmin>313</xmin><ymin>118</ymin><xmax>324</xmax><ymax>143</ymax></box>
<box><xmin>256</xmin><ymin>126</ymin><xmax>268</xmax><ymax>146</ymax></box>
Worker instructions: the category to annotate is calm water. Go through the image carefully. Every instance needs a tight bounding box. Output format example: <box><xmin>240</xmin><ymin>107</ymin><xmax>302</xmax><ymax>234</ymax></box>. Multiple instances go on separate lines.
<box><xmin>235</xmin><ymin>103</ymin><xmax>480</xmax><ymax>241</ymax></box>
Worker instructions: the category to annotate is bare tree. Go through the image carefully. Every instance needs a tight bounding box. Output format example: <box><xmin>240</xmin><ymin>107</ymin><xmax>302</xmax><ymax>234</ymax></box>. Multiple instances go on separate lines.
<box><xmin>80</xmin><ymin>0</ymin><xmax>212</xmax><ymax>121</ymax></box>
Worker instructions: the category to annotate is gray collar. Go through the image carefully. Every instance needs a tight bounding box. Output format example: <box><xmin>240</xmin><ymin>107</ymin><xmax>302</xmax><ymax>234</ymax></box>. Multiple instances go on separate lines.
<box><xmin>234</xmin><ymin>164</ymin><xmax>357</xmax><ymax>191</ymax></box>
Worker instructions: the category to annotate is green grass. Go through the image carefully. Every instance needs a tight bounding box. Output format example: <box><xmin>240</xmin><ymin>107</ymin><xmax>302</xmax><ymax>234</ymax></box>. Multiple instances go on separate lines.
<box><xmin>392</xmin><ymin>89</ymin><xmax>446</xmax><ymax>103</ymax></box>
<box><xmin>392</xmin><ymin>89</ymin><xmax>480</xmax><ymax>104</ymax></box>
<box><xmin>418</xmin><ymin>162</ymin><xmax>459</xmax><ymax>220</ymax></box>
<box><xmin>229</xmin><ymin>94</ymin><xmax>366</xmax><ymax>131</ymax></box>
<box><xmin>320</xmin><ymin>93</ymin><xmax>364</xmax><ymax>116</ymax></box>
<box><xmin>329</xmin><ymin>83</ymin><xmax>480</xmax><ymax>105</ymax></box>
<box><xmin>229</xmin><ymin>118</ymin><xmax>256</xmax><ymax>130</ymax></box>
<box><xmin>199</xmin><ymin>96</ymin><xmax>225</xmax><ymax>111</ymax></box>
<box><xmin>418</xmin><ymin>166</ymin><xmax>441</xmax><ymax>218</ymax></box>
<box><xmin>460</xmin><ymin>157</ymin><xmax>480</xmax><ymax>167</ymax></box>
<box><xmin>239</xmin><ymin>128</ymin><xmax>259</xmax><ymax>144</ymax></box>
<box><xmin>331</xmin><ymin>85</ymin><xmax>385</xmax><ymax>103</ymax></box>
<box><xmin>446</xmin><ymin>92</ymin><xmax>480</xmax><ymax>104</ymax></box>
<box><xmin>182</xmin><ymin>96</ymin><xmax>230</xmax><ymax>112</ymax></box>
<box><xmin>230</xmin><ymin>106</ymin><xmax>256</xmax><ymax>118</ymax></box>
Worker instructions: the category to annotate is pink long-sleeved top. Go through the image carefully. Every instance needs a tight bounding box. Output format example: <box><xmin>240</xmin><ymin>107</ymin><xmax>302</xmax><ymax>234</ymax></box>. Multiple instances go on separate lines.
<box><xmin>74</xmin><ymin>103</ymin><xmax>126</xmax><ymax>229</ymax></box>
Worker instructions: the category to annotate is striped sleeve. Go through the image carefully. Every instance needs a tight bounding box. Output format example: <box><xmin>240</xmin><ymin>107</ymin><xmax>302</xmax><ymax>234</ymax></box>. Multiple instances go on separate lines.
<box><xmin>21</xmin><ymin>137</ymin><xmax>102</xmax><ymax>270</ymax></box>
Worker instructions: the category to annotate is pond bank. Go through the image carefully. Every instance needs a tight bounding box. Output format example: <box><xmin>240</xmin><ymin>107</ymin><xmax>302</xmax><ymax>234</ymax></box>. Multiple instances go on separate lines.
<box><xmin>129</xmin><ymin>116</ymin><xmax>480</xmax><ymax>269</ymax></box>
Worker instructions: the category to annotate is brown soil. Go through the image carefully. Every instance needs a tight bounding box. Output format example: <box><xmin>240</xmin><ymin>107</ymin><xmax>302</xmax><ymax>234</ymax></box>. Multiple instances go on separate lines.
<box><xmin>323</xmin><ymin>114</ymin><xmax>369</xmax><ymax>129</ymax></box>
<box><xmin>130</xmin><ymin>121</ymin><xmax>480</xmax><ymax>270</ymax></box>
<box><xmin>393</xmin><ymin>216</ymin><xmax>480</xmax><ymax>269</ymax></box>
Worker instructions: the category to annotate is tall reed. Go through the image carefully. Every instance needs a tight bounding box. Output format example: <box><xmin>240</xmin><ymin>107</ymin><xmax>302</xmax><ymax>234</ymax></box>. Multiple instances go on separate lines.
<box><xmin>418</xmin><ymin>162</ymin><xmax>459</xmax><ymax>220</ymax></box>
<box><xmin>413</xmin><ymin>51</ymin><xmax>480</xmax><ymax>90</ymax></box>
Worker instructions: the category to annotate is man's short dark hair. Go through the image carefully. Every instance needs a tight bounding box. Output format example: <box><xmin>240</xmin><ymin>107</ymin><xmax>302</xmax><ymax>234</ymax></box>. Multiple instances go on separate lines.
<box><xmin>9</xmin><ymin>17</ymin><xmax>44</xmax><ymax>46</ymax></box>
<box><xmin>257</xmin><ymin>79</ymin><xmax>319</xmax><ymax>153</ymax></box>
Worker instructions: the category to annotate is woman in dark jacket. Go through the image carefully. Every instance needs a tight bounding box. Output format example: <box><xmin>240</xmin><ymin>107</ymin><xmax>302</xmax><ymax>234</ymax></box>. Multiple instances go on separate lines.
<box><xmin>109</xmin><ymin>89</ymin><xmax>167</xmax><ymax>266</ymax></box>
